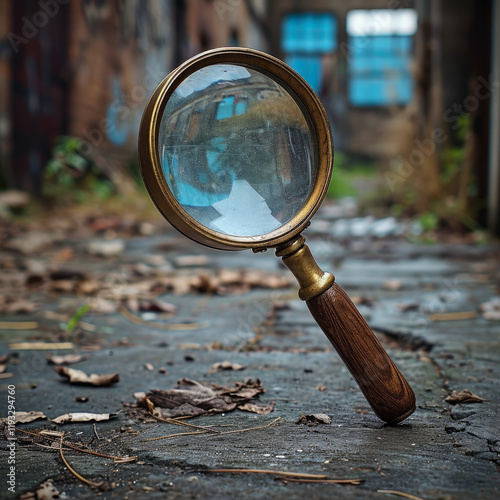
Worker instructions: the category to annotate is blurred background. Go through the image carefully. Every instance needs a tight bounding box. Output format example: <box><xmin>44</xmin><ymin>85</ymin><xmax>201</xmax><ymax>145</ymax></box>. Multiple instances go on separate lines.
<box><xmin>0</xmin><ymin>0</ymin><xmax>499</xmax><ymax>236</ymax></box>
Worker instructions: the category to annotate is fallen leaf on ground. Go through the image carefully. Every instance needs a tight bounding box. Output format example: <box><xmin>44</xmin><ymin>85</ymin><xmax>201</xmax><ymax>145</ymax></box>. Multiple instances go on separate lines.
<box><xmin>444</xmin><ymin>389</ymin><xmax>490</xmax><ymax>405</ymax></box>
<box><xmin>55</xmin><ymin>366</ymin><xmax>119</xmax><ymax>386</ymax></box>
<box><xmin>6</xmin><ymin>232</ymin><xmax>56</xmax><ymax>254</ymax></box>
<box><xmin>316</xmin><ymin>385</ymin><xmax>326</xmax><ymax>392</ymax></box>
<box><xmin>90</xmin><ymin>298</ymin><xmax>119</xmax><ymax>314</ymax></box>
<box><xmin>87</xmin><ymin>239</ymin><xmax>125</xmax><ymax>257</ymax></box>
<box><xmin>351</xmin><ymin>296</ymin><xmax>375</xmax><ymax>307</ymax></box>
<box><xmin>238</xmin><ymin>401</ymin><xmax>275</xmax><ymax>414</ymax></box>
<box><xmin>52</xmin><ymin>412</ymin><xmax>117</xmax><ymax>424</ymax></box>
<box><xmin>396</xmin><ymin>302</ymin><xmax>419</xmax><ymax>312</ymax></box>
<box><xmin>144</xmin><ymin>363</ymin><xmax>154</xmax><ymax>371</ymax></box>
<box><xmin>480</xmin><ymin>297</ymin><xmax>500</xmax><ymax>320</ymax></box>
<box><xmin>0</xmin><ymin>297</ymin><xmax>39</xmax><ymax>314</ymax></box>
<box><xmin>174</xmin><ymin>255</ymin><xmax>210</xmax><ymax>267</ymax></box>
<box><xmin>0</xmin><ymin>364</ymin><xmax>8</xmax><ymax>373</ymax></box>
<box><xmin>22</xmin><ymin>479</ymin><xmax>60</xmax><ymax>500</ymax></box>
<box><xmin>77</xmin><ymin>280</ymin><xmax>103</xmax><ymax>295</ymax></box>
<box><xmin>383</xmin><ymin>280</ymin><xmax>402</xmax><ymax>291</ymax></box>
<box><xmin>137</xmin><ymin>299</ymin><xmax>177</xmax><ymax>314</ymax></box>
<box><xmin>1</xmin><ymin>411</ymin><xmax>47</xmax><ymax>424</ymax></box>
<box><xmin>47</xmin><ymin>354</ymin><xmax>87</xmax><ymax>365</ymax></box>
<box><xmin>0</xmin><ymin>354</ymin><xmax>9</xmax><ymax>364</ymax></box>
<box><xmin>50</xmin><ymin>280</ymin><xmax>76</xmax><ymax>293</ymax></box>
<box><xmin>52</xmin><ymin>247</ymin><xmax>74</xmax><ymax>262</ymax></box>
<box><xmin>208</xmin><ymin>361</ymin><xmax>246</xmax><ymax>373</ymax></box>
<box><xmin>296</xmin><ymin>413</ymin><xmax>332</xmax><ymax>426</ymax></box>
<box><xmin>139</xmin><ymin>378</ymin><xmax>266</xmax><ymax>418</ymax></box>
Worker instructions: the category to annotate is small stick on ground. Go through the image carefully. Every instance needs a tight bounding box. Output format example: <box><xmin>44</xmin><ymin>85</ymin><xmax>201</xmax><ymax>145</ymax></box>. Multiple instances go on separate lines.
<box><xmin>202</xmin><ymin>468</ymin><xmax>328</xmax><ymax>479</ymax></box>
<box><xmin>148</xmin><ymin>412</ymin><xmax>221</xmax><ymax>434</ymax></box>
<box><xmin>16</xmin><ymin>427</ymin><xmax>136</xmax><ymax>462</ymax></box>
<box><xmin>148</xmin><ymin>417</ymin><xmax>281</xmax><ymax>443</ymax></box>
<box><xmin>120</xmin><ymin>307</ymin><xmax>208</xmax><ymax>330</ymax></box>
<box><xmin>93</xmin><ymin>423</ymin><xmax>100</xmax><ymax>440</ymax></box>
<box><xmin>377</xmin><ymin>490</ymin><xmax>425</xmax><ymax>500</ymax></box>
<box><xmin>59</xmin><ymin>435</ymin><xmax>103</xmax><ymax>489</ymax></box>
<box><xmin>283</xmin><ymin>478</ymin><xmax>364</xmax><ymax>485</ymax></box>
<box><xmin>143</xmin><ymin>430</ymin><xmax>206</xmax><ymax>442</ymax></box>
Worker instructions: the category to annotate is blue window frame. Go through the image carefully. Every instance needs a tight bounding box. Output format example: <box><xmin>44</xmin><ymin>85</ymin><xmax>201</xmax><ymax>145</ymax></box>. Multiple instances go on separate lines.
<box><xmin>281</xmin><ymin>12</ymin><xmax>337</xmax><ymax>94</ymax></box>
<box><xmin>347</xmin><ymin>9</ymin><xmax>417</xmax><ymax>106</ymax></box>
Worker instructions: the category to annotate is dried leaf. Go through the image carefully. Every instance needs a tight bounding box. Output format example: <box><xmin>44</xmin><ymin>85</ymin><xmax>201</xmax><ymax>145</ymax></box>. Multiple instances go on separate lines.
<box><xmin>208</xmin><ymin>361</ymin><xmax>246</xmax><ymax>373</ymax></box>
<box><xmin>1</xmin><ymin>411</ymin><xmax>47</xmax><ymax>424</ymax></box>
<box><xmin>47</xmin><ymin>354</ymin><xmax>87</xmax><ymax>365</ymax></box>
<box><xmin>296</xmin><ymin>413</ymin><xmax>332</xmax><ymax>426</ymax></box>
<box><xmin>50</xmin><ymin>280</ymin><xmax>76</xmax><ymax>293</ymax></box>
<box><xmin>144</xmin><ymin>363</ymin><xmax>154</xmax><ymax>371</ymax></box>
<box><xmin>33</xmin><ymin>480</ymin><xmax>60</xmax><ymax>500</ymax></box>
<box><xmin>52</xmin><ymin>412</ymin><xmax>117</xmax><ymax>424</ymax></box>
<box><xmin>138</xmin><ymin>299</ymin><xmax>177</xmax><ymax>314</ymax></box>
<box><xmin>396</xmin><ymin>302</ymin><xmax>419</xmax><ymax>312</ymax></box>
<box><xmin>77</xmin><ymin>280</ymin><xmax>103</xmax><ymax>295</ymax></box>
<box><xmin>238</xmin><ymin>401</ymin><xmax>275</xmax><ymax>414</ymax></box>
<box><xmin>87</xmin><ymin>239</ymin><xmax>125</xmax><ymax>257</ymax></box>
<box><xmin>0</xmin><ymin>297</ymin><xmax>39</xmax><ymax>314</ymax></box>
<box><xmin>480</xmin><ymin>297</ymin><xmax>500</xmax><ymax>321</ymax></box>
<box><xmin>0</xmin><ymin>364</ymin><xmax>8</xmax><ymax>374</ymax></box>
<box><xmin>90</xmin><ymin>298</ymin><xmax>119</xmax><ymax>314</ymax></box>
<box><xmin>55</xmin><ymin>366</ymin><xmax>119</xmax><ymax>386</ymax></box>
<box><xmin>142</xmin><ymin>378</ymin><xmax>266</xmax><ymax>418</ymax></box>
<box><xmin>444</xmin><ymin>389</ymin><xmax>490</xmax><ymax>405</ymax></box>
<box><xmin>383</xmin><ymin>280</ymin><xmax>402</xmax><ymax>291</ymax></box>
<box><xmin>175</xmin><ymin>255</ymin><xmax>210</xmax><ymax>267</ymax></box>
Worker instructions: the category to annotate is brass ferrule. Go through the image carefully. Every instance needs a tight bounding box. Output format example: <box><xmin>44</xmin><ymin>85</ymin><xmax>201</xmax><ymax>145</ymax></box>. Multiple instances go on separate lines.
<box><xmin>275</xmin><ymin>235</ymin><xmax>335</xmax><ymax>301</ymax></box>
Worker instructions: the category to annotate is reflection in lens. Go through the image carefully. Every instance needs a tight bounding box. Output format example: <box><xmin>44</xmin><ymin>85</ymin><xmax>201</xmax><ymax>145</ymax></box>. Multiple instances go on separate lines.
<box><xmin>158</xmin><ymin>64</ymin><xmax>317</xmax><ymax>237</ymax></box>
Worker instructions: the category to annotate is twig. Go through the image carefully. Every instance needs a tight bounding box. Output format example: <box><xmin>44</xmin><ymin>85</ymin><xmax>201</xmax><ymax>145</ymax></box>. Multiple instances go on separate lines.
<box><xmin>93</xmin><ymin>423</ymin><xmax>100</xmax><ymax>440</ymax></box>
<box><xmin>0</xmin><ymin>321</ymin><xmax>38</xmax><ymax>330</ymax></box>
<box><xmin>143</xmin><ymin>430</ymin><xmax>206</xmax><ymax>442</ymax></box>
<box><xmin>8</xmin><ymin>342</ymin><xmax>74</xmax><ymax>350</ymax></box>
<box><xmin>202</xmin><ymin>468</ymin><xmax>327</xmax><ymax>479</ymax></box>
<box><xmin>147</xmin><ymin>412</ymin><xmax>221</xmax><ymax>434</ymax></box>
<box><xmin>377</xmin><ymin>490</ymin><xmax>425</xmax><ymax>500</ymax></box>
<box><xmin>120</xmin><ymin>307</ymin><xmax>209</xmax><ymax>330</ymax></box>
<box><xmin>428</xmin><ymin>311</ymin><xmax>477</xmax><ymax>321</ymax></box>
<box><xmin>16</xmin><ymin>428</ymin><xmax>135</xmax><ymax>462</ymax></box>
<box><xmin>59</xmin><ymin>435</ymin><xmax>103</xmax><ymax>489</ymax></box>
<box><xmin>149</xmin><ymin>417</ymin><xmax>281</xmax><ymax>443</ymax></box>
<box><xmin>211</xmin><ymin>417</ymin><xmax>281</xmax><ymax>436</ymax></box>
<box><xmin>283</xmin><ymin>478</ymin><xmax>364</xmax><ymax>485</ymax></box>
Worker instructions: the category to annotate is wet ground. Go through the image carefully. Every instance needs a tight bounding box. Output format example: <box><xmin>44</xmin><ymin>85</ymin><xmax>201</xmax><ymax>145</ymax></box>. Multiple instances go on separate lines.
<box><xmin>1</xmin><ymin>203</ymin><xmax>499</xmax><ymax>499</ymax></box>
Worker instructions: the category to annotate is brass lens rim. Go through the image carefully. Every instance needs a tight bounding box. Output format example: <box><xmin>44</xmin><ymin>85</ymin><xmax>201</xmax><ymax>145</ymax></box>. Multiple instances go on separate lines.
<box><xmin>139</xmin><ymin>47</ymin><xmax>334</xmax><ymax>250</ymax></box>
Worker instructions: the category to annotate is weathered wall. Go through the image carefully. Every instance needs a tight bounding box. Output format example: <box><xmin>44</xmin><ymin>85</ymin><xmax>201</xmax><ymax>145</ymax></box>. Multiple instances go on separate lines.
<box><xmin>66</xmin><ymin>0</ymin><xmax>174</xmax><ymax>178</ymax></box>
<box><xmin>1</xmin><ymin>0</ymin><xmax>269</xmax><ymax>192</ymax></box>
<box><xmin>0</xmin><ymin>0</ymin><xmax>11</xmax><ymax>187</ymax></box>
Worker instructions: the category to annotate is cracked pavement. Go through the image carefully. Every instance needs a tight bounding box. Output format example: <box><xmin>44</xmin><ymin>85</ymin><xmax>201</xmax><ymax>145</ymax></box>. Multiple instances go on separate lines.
<box><xmin>0</xmin><ymin>205</ymin><xmax>499</xmax><ymax>499</ymax></box>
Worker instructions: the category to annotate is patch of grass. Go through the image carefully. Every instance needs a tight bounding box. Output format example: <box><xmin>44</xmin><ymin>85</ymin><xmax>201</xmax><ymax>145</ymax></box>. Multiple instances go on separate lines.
<box><xmin>327</xmin><ymin>152</ymin><xmax>378</xmax><ymax>199</ymax></box>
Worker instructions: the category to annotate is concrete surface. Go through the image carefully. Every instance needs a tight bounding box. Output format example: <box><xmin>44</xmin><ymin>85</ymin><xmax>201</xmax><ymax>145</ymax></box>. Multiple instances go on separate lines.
<box><xmin>1</xmin><ymin>208</ymin><xmax>499</xmax><ymax>499</ymax></box>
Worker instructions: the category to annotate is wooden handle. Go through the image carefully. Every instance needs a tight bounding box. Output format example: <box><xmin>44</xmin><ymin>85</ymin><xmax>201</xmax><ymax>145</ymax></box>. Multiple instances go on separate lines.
<box><xmin>307</xmin><ymin>282</ymin><xmax>416</xmax><ymax>424</ymax></box>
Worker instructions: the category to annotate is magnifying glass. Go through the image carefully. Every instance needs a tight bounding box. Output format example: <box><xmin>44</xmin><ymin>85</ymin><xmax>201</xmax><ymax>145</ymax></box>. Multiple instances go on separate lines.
<box><xmin>139</xmin><ymin>47</ymin><xmax>415</xmax><ymax>424</ymax></box>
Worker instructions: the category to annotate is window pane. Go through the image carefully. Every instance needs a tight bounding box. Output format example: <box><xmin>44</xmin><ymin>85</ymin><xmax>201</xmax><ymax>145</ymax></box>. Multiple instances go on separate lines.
<box><xmin>281</xmin><ymin>13</ymin><xmax>337</xmax><ymax>53</ymax></box>
<box><xmin>347</xmin><ymin>9</ymin><xmax>417</xmax><ymax>106</ymax></box>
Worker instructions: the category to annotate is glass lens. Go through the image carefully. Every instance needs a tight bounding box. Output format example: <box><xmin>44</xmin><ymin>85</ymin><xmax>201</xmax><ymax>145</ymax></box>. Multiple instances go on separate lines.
<box><xmin>158</xmin><ymin>64</ymin><xmax>317</xmax><ymax>237</ymax></box>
